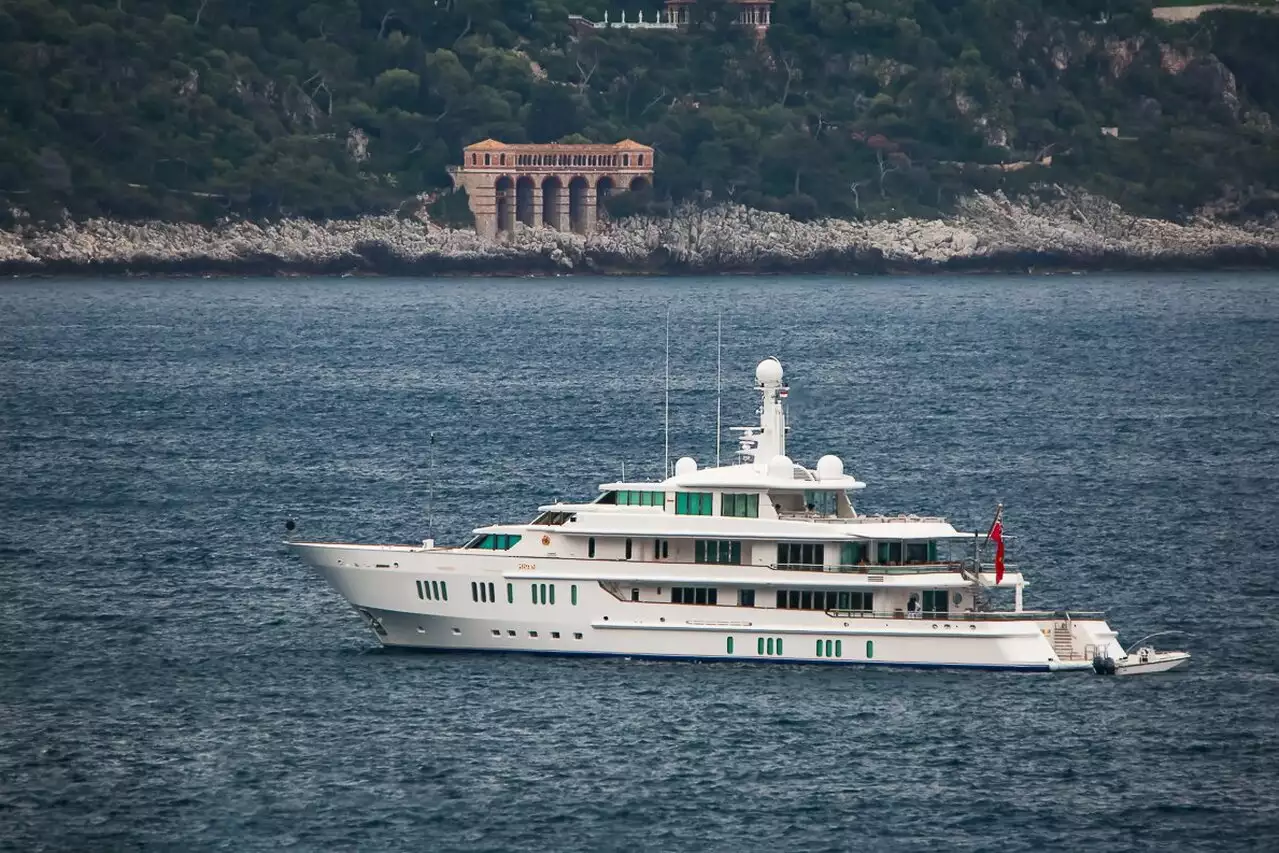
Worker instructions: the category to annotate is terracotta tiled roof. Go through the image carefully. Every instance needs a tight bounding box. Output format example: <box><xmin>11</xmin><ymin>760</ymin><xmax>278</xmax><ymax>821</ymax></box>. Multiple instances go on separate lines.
<box><xmin>613</xmin><ymin>139</ymin><xmax>653</xmax><ymax>150</ymax></box>
<box><xmin>465</xmin><ymin>138</ymin><xmax>508</xmax><ymax>150</ymax></box>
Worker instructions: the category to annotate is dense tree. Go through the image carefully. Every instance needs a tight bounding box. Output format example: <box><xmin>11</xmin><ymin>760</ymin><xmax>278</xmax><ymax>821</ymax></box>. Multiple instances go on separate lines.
<box><xmin>0</xmin><ymin>0</ymin><xmax>1276</xmax><ymax>225</ymax></box>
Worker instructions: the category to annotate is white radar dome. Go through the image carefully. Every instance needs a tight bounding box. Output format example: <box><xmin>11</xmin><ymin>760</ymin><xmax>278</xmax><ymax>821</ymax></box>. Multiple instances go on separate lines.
<box><xmin>767</xmin><ymin>454</ymin><xmax>793</xmax><ymax>479</ymax></box>
<box><xmin>816</xmin><ymin>454</ymin><xmax>844</xmax><ymax>480</ymax></box>
<box><xmin>756</xmin><ymin>357</ymin><xmax>783</xmax><ymax>385</ymax></box>
<box><xmin>674</xmin><ymin>456</ymin><xmax>698</xmax><ymax>476</ymax></box>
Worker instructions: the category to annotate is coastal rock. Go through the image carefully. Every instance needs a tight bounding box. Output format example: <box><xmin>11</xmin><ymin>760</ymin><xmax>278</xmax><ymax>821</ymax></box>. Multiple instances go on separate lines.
<box><xmin>2</xmin><ymin>187</ymin><xmax>1276</xmax><ymax>276</ymax></box>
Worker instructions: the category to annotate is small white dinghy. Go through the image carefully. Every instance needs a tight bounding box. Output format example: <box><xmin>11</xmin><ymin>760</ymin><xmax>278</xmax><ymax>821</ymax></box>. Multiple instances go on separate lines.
<box><xmin>1093</xmin><ymin>632</ymin><xmax>1191</xmax><ymax>676</ymax></box>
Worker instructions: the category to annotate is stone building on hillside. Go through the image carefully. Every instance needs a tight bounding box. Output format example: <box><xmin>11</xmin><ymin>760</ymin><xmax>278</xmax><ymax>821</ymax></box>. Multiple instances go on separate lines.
<box><xmin>568</xmin><ymin>0</ymin><xmax>774</xmax><ymax>36</ymax></box>
<box><xmin>447</xmin><ymin>139</ymin><xmax>655</xmax><ymax>239</ymax></box>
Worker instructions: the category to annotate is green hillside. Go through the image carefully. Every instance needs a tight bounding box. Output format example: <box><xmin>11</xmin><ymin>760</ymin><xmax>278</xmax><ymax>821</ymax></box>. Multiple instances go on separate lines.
<box><xmin>2</xmin><ymin>0</ymin><xmax>1277</xmax><ymax>225</ymax></box>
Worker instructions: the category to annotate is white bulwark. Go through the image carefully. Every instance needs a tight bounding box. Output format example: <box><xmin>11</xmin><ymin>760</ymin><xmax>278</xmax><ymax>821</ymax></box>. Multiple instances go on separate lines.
<box><xmin>288</xmin><ymin>358</ymin><xmax>1131</xmax><ymax>672</ymax></box>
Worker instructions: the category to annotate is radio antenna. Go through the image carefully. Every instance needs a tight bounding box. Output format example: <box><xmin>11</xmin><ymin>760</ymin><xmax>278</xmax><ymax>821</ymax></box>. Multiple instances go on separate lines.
<box><xmin>715</xmin><ymin>312</ymin><xmax>722</xmax><ymax>467</ymax></box>
<box><xmin>664</xmin><ymin>306</ymin><xmax>671</xmax><ymax>478</ymax></box>
<box><xmin>426</xmin><ymin>431</ymin><xmax>436</xmax><ymax>540</ymax></box>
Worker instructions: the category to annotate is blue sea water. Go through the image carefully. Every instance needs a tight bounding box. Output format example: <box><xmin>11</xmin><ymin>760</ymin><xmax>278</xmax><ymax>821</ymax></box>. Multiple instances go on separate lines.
<box><xmin>1</xmin><ymin>273</ymin><xmax>1278</xmax><ymax>852</ymax></box>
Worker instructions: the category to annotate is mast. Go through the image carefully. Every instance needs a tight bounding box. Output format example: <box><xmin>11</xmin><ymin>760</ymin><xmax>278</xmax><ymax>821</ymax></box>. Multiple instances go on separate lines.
<box><xmin>426</xmin><ymin>431</ymin><xmax>436</xmax><ymax>540</ymax></box>
<box><xmin>664</xmin><ymin>306</ymin><xmax>670</xmax><ymax>478</ymax></box>
<box><xmin>715</xmin><ymin>313</ymin><xmax>722</xmax><ymax>468</ymax></box>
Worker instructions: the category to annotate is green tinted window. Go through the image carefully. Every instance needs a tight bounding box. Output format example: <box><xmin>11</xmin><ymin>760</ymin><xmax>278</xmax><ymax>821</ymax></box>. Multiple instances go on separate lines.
<box><xmin>835</xmin><ymin>639</ymin><xmax>842</xmax><ymax>658</ymax></box>
<box><xmin>721</xmin><ymin>493</ymin><xmax>760</xmax><ymax>518</ymax></box>
<box><xmin>726</xmin><ymin>636</ymin><xmax>734</xmax><ymax>654</ymax></box>
<box><xmin>866</xmin><ymin>640</ymin><xmax>874</xmax><ymax>659</ymax></box>
<box><xmin>571</xmin><ymin>584</ymin><xmax>578</xmax><ymax>605</ymax></box>
<box><xmin>675</xmin><ymin>492</ymin><xmax>712</xmax><ymax>516</ymax></box>
<box><xmin>758</xmin><ymin>637</ymin><xmax>765</xmax><ymax>655</ymax></box>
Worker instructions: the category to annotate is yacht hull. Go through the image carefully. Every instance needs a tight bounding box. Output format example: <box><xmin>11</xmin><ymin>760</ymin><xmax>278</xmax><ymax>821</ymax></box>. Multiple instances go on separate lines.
<box><xmin>290</xmin><ymin>541</ymin><xmax>1118</xmax><ymax>673</ymax></box>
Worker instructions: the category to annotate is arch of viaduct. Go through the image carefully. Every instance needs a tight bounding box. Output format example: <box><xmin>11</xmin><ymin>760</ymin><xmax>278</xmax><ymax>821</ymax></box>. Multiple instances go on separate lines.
<box><xmin>447</xmin><ymin>139</ymin><xmax>656</xmax><ymax>239</ymax></box>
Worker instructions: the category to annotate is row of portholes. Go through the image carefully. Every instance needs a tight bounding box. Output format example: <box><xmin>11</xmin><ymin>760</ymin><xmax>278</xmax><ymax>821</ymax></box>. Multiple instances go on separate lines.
<box><xmin>417</xmin><ymin>580</ymin><xmax>448</xmax><ymax>601</ymax></box>
<box><xmin>723</xmin><ymin>636</ymin><xmax>875</xmax><ymax>660</ymax></box>
<box><xmin>815</xmin><ymin>639</ymin><xmax>876</xmax><ymax>659</ymax></box>
<box><xmin>490</xmin><ymin>628</ymin><xmax>584</xmax><ymax>640</ymax></box>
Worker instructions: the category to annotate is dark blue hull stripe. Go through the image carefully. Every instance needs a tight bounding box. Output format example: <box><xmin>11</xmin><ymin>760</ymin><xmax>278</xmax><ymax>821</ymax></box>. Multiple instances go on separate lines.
<box><xmin>376</xmin><ymin>643</ymin><xmax>1058</xmax><ymax>673</ymax></box>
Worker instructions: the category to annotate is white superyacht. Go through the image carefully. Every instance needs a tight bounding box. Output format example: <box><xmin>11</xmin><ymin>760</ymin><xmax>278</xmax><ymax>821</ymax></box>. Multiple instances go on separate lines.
<box><xmin>288</xmin><ymin>358</ymin><xmax>1187</xmax><ymax>673</ymax></box>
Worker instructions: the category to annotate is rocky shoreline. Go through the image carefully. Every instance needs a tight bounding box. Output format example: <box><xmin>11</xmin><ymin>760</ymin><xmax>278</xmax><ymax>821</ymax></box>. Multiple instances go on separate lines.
<box><xmin>3</xmin><ymin>188</ymin><xmax>1276</xmax><ymax>278</ymax></box>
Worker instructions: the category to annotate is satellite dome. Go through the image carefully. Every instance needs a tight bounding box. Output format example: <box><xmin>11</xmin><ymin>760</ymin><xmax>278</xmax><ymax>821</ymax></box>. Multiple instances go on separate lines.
<box><xmin>816</xmin><ymin>454</ymin><xmax>844</xmax><ymax>480</ymax></box>
<box><xmin>674</xmin><ymin>456</ymin><xmax>698</xmax><ymax>476</ymax></box>
<box><xmin>756</xmin><ymin>357</ymin><xmax>783</xmax><ymax>385</ymax></box>
<box><xmin>767</xmin><ymin>454</ymin><xmax>793</xmax><ymax>479</ymax></box>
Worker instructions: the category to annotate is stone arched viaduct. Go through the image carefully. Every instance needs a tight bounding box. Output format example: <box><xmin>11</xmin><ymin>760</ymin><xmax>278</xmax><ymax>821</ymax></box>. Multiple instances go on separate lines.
<box><xmin>447</xmin><ymin>139</ymin><xmax>655</xmax><ymax>240</ymax></box>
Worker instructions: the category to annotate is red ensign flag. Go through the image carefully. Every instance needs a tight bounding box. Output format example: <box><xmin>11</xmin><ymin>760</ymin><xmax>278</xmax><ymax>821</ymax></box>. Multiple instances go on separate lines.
<box><xmin>988</xmin><ymin>510</ymin><xmax>1005</xmax><ymax>584</ymax></box>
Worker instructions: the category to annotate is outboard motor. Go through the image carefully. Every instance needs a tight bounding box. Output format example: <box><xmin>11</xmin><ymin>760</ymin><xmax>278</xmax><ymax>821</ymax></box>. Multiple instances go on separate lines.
<box><xmin>1092</xmin><ymin>653</ymin><xmax>1117</xmax><ymax>675</ymax></box>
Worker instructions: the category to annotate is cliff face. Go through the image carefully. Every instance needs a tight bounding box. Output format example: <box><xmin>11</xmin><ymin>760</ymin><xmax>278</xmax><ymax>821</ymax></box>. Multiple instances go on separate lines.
<box><xmin>3</xmin><ymin>188</ymin><xmax>1274</xmax><ymax>276</ymax></box>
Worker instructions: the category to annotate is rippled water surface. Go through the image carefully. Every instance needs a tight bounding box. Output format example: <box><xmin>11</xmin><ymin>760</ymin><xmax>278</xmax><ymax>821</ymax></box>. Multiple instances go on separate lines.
<box><xmin>2</xmin><ymin>273</ymin><xmax>1278</xmax><ymax>852</ymax></box>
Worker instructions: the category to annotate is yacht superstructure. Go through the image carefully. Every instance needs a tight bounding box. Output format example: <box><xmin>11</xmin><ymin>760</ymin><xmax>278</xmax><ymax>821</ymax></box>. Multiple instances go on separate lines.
<box><xmin>288</xmin><ymin>358</ymin><xmax>1145</xmax><ymax>672</ymax></box>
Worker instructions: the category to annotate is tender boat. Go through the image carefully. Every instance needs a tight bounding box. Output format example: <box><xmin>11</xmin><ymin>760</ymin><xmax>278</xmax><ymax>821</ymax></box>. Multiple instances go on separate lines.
<box><xmin>287</xmin><ymin>357</ymin><xmax>1189</xmax><ymax>673</ymax></box>
<box><xmin>1092</xmin><ymin>633</ymin><xmax>1191</xmax><ymax>675</ymax></box>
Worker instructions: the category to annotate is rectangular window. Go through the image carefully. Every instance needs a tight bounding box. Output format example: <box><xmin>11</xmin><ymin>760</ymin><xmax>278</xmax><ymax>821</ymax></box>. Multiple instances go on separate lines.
<box><xmin>923</xmin><ymin>590</ymin><xmax>949</xmax><ymax>615</ymax></box>
<box><xmin>631</xmin><ymin>588</ymin><xmax>640</xmax><ymax>601</ymax></box>
<box><xmin>654</xmin><ymin>539</ymin><xmax>669</xmax><ymax>559</ymax></box>
<box><xmin>776</xmin><ymin>590</ymin><xmax>787</xmax><ymax>608</ymax></box>
<box><xmin>549</xmin><ymin>584</ymin><xmax>555</xmax><ymax>605</ymax></box>
<box><xmin>777</xmin><ymin>542</ymin><xmax>825</xmax><ymax>569</ymax></box>
<box><xmin>571</xmin><ymin>584</ymin><xmax>578</xmax><ymax>605</ymax></box>
<box><xmin>906</xmin><ymin>542</ymin><xmax>931</xmax><ymax>564</ymax></box>
<box><xmin>694</xmin><ymin>539</ymin><xmax>742</xmax><ymax>565</ymax></box>
<box><xmin>552</xmin><ymin>631</ymin><xmax>561</xmax><ymax>639</ymax></box>
<box><xmin>488</xmin><ymin>582</ymin><xmax>495</xmax><ymax>603</ymax></box>
<box><xmin>672</xmin><ymin>586</ymin><xmax>717</xmax><ymax>605</ymax></box>
<box><xmin>804</xmin><ymin>490</ymin><xmax>838</xmax><ymax>516</ymax></box>
<box><xmin>675</xmin><ymin>492</ymin><xmax>713</xmax><ymax>516</ymax></box>
<box><xmin>574</xmin><ymin>632</ymin><xmax>583</xmax><ymax>640</ymax></box>
<box><xmin>416</xmin><ymin>580</ymin><xmax>424</xmax><ymax>600</ymax></box>
<box><xmin>441</xmin><ymin>582</ymin><xmax>447</xmax><ymax>601</ymax></box>
<box><xmin>625</xmin><ymin>538</ymin><xmax>633</xmax><ymax>560</ymax></box>
<box><xmin>738</xmin><ymin>589</ymin><xmax>756</xmax><ymax>607</ymax></box>
<box><xmin>721</xmin><ymin>493</ymin><xmax>760</xmax><ymax>518</ymax></box>
<box><xmin>588</xmin><ymin>537</ymin><xmax>596</xmax><ymax>558</ymax></box>
<box><xmin>614</xmin><ymin>489</ymin><xmax>665</xmax><ymax>507</ymax></box>
<box><xmin>877</xmin><ymin>541</ymin><xmax>903</xmax><ymax>564</ymax></box>
<box><xmin>841</xmin><ymin>542</ymin><xmax>870</xmax><ymax>566</ymax></box>
<box><xmin>507</xmin><ymin>583</ymin><xmax>514</xmax><ymax>604</ymax></box>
